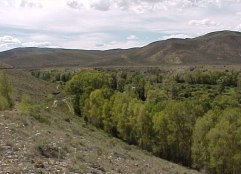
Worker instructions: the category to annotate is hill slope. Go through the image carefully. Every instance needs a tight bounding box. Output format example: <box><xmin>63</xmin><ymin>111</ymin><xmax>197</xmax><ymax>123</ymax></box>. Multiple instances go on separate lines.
<box><xmin>0</xmin><ymin>30</ymin><xmax>241</xmax><ymax>68</ymax></box>
<box><xmin>0</xmin><ymin>61</ymin><xmax>13</xmax><ymax>69</ymax></box>
<box><xmin>0</xmin><ymin>69</ymin><xmax>200</xmax><ymax>173</ymax></box>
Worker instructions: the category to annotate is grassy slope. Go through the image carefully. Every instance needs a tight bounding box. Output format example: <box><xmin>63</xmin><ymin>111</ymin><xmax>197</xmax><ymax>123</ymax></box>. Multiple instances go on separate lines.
<box><xmin>0</xmin><ymin>69</ymin><xmax>200</xmax><ymax>174</ymax></box>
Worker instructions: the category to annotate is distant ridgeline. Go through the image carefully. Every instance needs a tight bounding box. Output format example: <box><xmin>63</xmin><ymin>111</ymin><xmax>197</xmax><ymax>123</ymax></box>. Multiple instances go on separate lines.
<box><xmin>1</xmin><ymin>31</ymin><xmax>241</xmax><ymax>68</ymax></box>
<box><xmin>40</xmin><ymin>67</ymin><xmax>241</xmax><ymax>174</ymax></box>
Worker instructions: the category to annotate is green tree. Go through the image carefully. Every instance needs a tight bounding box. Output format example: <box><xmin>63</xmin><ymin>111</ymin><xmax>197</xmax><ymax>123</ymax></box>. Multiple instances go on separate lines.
<box><xmin>83</xmin><ymin>88</ymin><xmax>112</xmax><ymax>128</ymax></box>
<box><xmin>133</xmin><ymin>101</ymin><xmax>153</xmax><ymax>149</ymax></box>
<box><xmin>193</xmin><ymin>108</ymin><xmax>241</xmax><ymax>174</ymax></box>
<box><xmin>109</xmin><ymin>73</ymin><xmax>117</xmax><ymax>90</ymax></box>
<box><xmin>102</xmin><ymin>99</ymin><xmax>117</xmax><ymax>135</ymax></box>
<box><xmin>110</xmin><ymin>93</ymin><xmax>135</xmax><ymax>142</ymax></box>
<box><xmin>207</xmin><ymin>108</ymin><xmax>241</xmax><ymax>174</ymax></box>
<box><xmin>154</xmin><ymin>101</ymin><xmax>204</xmax><ymax>166</ymax></box>
<box><xmin>192</xmin><ymin>110</ymin><xmax>220</xmax><ymax>170</ymax></box>
<box><xmin>65</xmin><ymin>71</ymin><xmax>109</xmax><ymax>115</ymax></box>
<box><xmin>152</xmin><ymin>111</ymin><xmax>169</xmax><ymax>158</ymax></box>
<box><xmin>132</xmin><ymin>74</ymin><xmax>146</xmax><ymax>101</ymax></box>
<box><xmin>163</xmin><ymin>78</ymin><xmax>179</xmax><ymax>99</ymax></box>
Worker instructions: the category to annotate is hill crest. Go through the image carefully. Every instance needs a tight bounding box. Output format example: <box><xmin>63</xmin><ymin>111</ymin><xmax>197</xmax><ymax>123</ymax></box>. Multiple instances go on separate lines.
<box><xmin>0</xmin><ymin>30</ymin><xmax>241</xmax><ymax>68</ymax></box>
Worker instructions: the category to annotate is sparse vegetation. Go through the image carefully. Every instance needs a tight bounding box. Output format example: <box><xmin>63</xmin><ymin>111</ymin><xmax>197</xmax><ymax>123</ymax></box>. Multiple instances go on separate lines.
<box><xmin>19</xmin><ymin>95</ymin><xmax>42</xmax><ymax>115</ymax></box>
<box><xmin>1</xmin><ymin>31</ymin><xmax>241</xmax><ymax>68</ymax></box>
<box><xmin>37</xmin><ymin>142</ymin><xmax>68</xmax><ymax>160</ymax></box>
<box><xmin>0</xmin><ymin>72</ymin><xmax>13</xmax><ymax>110</ymax></box>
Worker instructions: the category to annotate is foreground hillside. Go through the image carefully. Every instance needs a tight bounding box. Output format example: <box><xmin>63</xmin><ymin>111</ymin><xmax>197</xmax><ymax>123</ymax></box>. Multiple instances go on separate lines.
<box><xmin>0</xmin><ymin>61</ymin><xmax>13</xmax><ymax>69</ymax></box>
<box><xmin>0</xmin><ymin>31</ymin><xmax>241</xmax><ymax>68</ymax></box>
<box><xmin>0</xmin><ymin>69</ymin><xmax>199</xmax><ymax>174</ymax></box>
<box><xmin>19</xmin><ymin>67</ymin><xmax>241</xmax><ymax>174</ymax></box>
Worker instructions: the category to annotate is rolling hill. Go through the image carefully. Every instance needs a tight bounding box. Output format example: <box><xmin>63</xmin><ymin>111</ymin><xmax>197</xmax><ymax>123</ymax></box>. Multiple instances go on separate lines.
<box><xmin>0</xmin><ymin>30</ymin><xmax>241</xmax><ymax>68</ymax></box>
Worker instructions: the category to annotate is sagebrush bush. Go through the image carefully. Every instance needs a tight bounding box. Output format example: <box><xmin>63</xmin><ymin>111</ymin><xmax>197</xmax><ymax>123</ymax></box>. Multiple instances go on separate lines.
<box><xmin>0</xmin><ymin>95</ymin><xmax>9</xmax><ymax>110</ymax></box>
<box><xmin>0</xmin><ymin>72</ymin><xmax>13</xmax><ymax>111</ymax></box>
<box><xmin>19</xmin><ymin>95</ymin><xmax>42</xmax><ymax>115</ymax></box>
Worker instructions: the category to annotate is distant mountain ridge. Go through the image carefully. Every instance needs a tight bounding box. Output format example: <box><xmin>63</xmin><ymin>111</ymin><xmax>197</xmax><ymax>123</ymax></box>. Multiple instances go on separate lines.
<box><xmin>0</xmin><ymin>30</ymin><xmax>241</xmax><ymax>68</ymax></box>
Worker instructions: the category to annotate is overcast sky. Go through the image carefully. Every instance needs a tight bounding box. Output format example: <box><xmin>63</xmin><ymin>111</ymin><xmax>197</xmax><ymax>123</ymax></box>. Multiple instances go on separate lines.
<box><xmin>0</xmin><ymin>0</ymin><xmax>241</xmax><ymax>51</ymax></box>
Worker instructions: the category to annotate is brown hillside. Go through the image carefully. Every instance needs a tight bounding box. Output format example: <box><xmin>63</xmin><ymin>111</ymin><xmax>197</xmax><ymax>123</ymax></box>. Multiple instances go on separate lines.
<box><xmin>0</xmin><ymin>30</ymin><xmax>241</xmax><ymax>68</ymax></box>
<box><xmin>0</xmin><ymin>61</ymin><xmax>13</xmax><ymax>69</ymax></box>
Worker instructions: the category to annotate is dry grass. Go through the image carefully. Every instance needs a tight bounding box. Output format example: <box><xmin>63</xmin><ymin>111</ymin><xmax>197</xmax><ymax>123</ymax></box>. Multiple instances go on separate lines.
<box><xmin>0</xmin><ymin>107</ymin><xmax>201</xmax><ymax>173</ymax></box>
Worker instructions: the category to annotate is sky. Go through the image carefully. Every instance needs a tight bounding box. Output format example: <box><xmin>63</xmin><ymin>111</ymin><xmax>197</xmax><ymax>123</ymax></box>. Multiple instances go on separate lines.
<box><xmin>0</xmin><ymin>0</ymin><xmax>241</xmax><ymax>52</ymax></box>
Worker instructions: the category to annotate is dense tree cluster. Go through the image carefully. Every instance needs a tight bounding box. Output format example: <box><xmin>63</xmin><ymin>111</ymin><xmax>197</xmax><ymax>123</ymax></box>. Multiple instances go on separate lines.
<box><xmin>65</xmin><ymin>69</ymin><xmax>241</xmax><ymax>173</ymax></box>
<box><xmin>30</xmin><ymin>69</ymin><xmax>72</xmax><ymax>83</ymax></box>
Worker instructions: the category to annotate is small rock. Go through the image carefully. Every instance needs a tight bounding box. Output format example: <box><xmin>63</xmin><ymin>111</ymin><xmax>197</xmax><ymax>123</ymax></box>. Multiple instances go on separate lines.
<box><xmin>35</xmin><ymin>162</ymin><xmax>45</xmax><ymax>169</ymax></box>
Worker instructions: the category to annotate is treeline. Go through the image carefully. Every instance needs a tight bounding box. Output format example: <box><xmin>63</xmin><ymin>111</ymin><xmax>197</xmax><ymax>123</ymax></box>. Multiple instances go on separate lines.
<box><xmin>0</xmin><ymin>72</ymin><xmax>13</xmax><ymax>110</ymax></box>
<box><xmin>65</xmin><ymin>69</ymin><xmax>241</xmax><ymax>174</ymax></box>
<box><xmin>174</xmin><ymin>70</ymin><xmax>239</xmax><ymax>86</ymax></box>
<box><xmin>30</xmin><ymin>69</ymin><xmax>72</xmax><ymax>83</ymax></box>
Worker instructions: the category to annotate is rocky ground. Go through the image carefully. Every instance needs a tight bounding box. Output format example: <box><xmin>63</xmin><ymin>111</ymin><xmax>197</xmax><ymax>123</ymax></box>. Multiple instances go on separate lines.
<box><xmin>0</xmin><ymin>108</ymin><xmax>200</xmax><ymax>174</ymax></box>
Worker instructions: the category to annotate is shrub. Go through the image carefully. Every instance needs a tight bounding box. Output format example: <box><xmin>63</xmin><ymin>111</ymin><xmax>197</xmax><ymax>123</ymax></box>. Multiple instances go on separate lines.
<box><xmin>19</xmin><ymin>95</ymin><xmax>42</xmax><ymax>115</ymax></box>
<box><xmin>0</xmin><ymin>72</ymin><xmax>13</xmax><ymax>110</ymax></box>
<box><xmin>0</xmin><ymin>95</ymin><xmax>10</xmax><ymax>111</ymax></box>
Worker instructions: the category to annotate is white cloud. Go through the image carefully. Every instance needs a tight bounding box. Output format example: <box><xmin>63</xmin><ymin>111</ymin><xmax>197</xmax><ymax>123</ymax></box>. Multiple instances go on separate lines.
<box><xmin>58</xmin><ymin>32</ymin><xmax>112</xmax><ymax>50</ymax></box>
<box><xmin>65</xmin><ymin>0</ymin><xmax>236</xmax><ymax>12</ymax></box>
<box><xmin>127</xmin><ymin>35</ymin><xmax>139</xmax><ymax>40</ymax></box>
<box><xmin>236</xmin><ymin>24</ymin><xmax>241</xmax><ymax>31</ymax></box>
<box><xmin>162</xmin><ymin>33</ymin><xmax>191</xmax><ymax>40</ymax></box>
<box><xmin>20</xmin><ymin>0</ymin><xmax>43</xmax><ymax>8</ymax></box>
<box><xmin>66</xmin><ymin>0</ymin><xmax>83</xmax><ymax>9</ymax></box>
<box><xmin>91</xmin><ymin>0</ymin><xmax>111</xmax><ymax>11</ymax></box>
<box><xmin>81</xmin><ymin>0</ymin><xmax>241</xmax><ymax>12</ymax></box>
<box><xmin>100</xmin><ymin>40</ymin><xmax>144</xmax><ymax>50</ymax></box>
<box><xmin>188</xmin><ymin>18</ymin><xmax>220</xmax><ymax>27</ymax></box>
<box><xmin>0</xmin><ymin>0</ymin><xmax>17</xmax><ymax>7</ymax></box>
<box><xmin>0</xmin><ymin>35</ymin><xmax>58</xmax><ymax>51</ymax></box>
<box><xmin>0</xmin><ymin>35</ymin><xmax>21</xmax><ymax>44</ymax></box>
<box><xmin>195</xmin><ymin>0</ymin><xmax>241</xmax><ymax>7</ymax></box>
<box><xmin>0</xmin><ymin>0</ymin><xmax>241</xmax><ymax>51</ymax></box>
<box><xmin>0</xmin><ymin>44</ymin><xmax>9</xmax><ymax>49</ymax></box>
<box><xmin>0</xmin><ymin>35</ymin><xmax>21</xmax><ymax>51</ymax></box>
<box><xmin>57</xmin><ymin>32</ymin><xmax>143</xmax><ymax>50</ymax></box>
<box><xmin>111</xmin><ymin>0</ymin><xmax>193</xmax><ymax>12</ymax></box>
<box><xmin>236</xmin><ymin>11</ymin><xmax>241</xmax><ymax>15</ymax></box>
<box><xmin>3</xmin><ymin>0</ymin><xmax>44</xmax><ymax>8</ymax></box>
<box><xmin>21</xmin><ymin>41</ymin><xmax>58</xmax><ymax>48</ymax></box>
